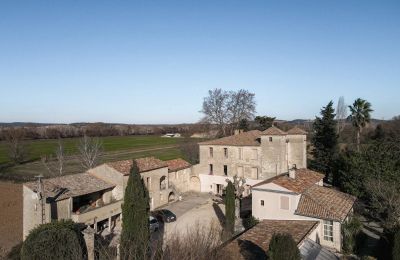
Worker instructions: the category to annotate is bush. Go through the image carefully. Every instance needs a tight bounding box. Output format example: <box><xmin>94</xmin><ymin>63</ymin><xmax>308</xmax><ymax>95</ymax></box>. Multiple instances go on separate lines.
<box><xmin>393</xmin><ymin>229</ymin><xmax>400</xmax><ymax>260</ymax></box>
<box><xmin>242</xmin><ymin>215</ymin><xmax>259</xmax><ymax>230</ymax></box>
<box><xmin>267</xmin><ymin>233</ymin><xmax>301</xmax><ymax>260</ymax></box>
<box><xmin>342</xmin><ymin>216</ymin><xmax>363</xmax><ymax>254</ymax></box>
<box><xmin>21</xmin><ymin>220</ymin><xmax>86</xmax><ymax>260</ymax></box>
<box><xmin>7</xmin><ymin>242</ymin><xmax>22</xmax><ymax>260</ymax></box>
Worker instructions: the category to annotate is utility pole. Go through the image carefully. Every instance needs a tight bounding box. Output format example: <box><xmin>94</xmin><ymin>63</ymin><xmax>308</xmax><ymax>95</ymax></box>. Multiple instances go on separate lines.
<box><xmin>35</xmin><ymin>175</ymin><xmax>45</xmax><ymax>224</ymax></box>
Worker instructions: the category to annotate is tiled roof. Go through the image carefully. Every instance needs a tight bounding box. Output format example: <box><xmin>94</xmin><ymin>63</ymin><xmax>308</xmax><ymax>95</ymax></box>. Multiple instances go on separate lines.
<box><xmin>199</xmin><ymin>130</ymin><xmax>262</xmax><ymax>146</ymax></box>
<box><xmin>261</xmin><ymin>126</ymin><xmax>287</xmax><ymax>135</ymax></box>
<box><xmin>24</xmin><ymin>173</ymin><xmax>115</xmax><ymax>201</ymax></box>
<box><xmin>107</xmin><ymin>157</ymin><xmax>168</xmax><ymax>175</ymax></box>
<box><xmin>295</xmin><ymin>185</ymin><xmax>356</xmax><ymax>222</ymax></box>
<box><xmin>165</xmin><ymin>158</ymin><xmax>191</xmax><ymax>172</ymax></box>
<box><xmin>224</xmin><ymin>220</ymin><xmax>318</xmax><ymax>260</ymax></box>
<box><xmin>287</xmin><ymin>126</ymin><xmax>307</xmax><ymax>135</ymax></box>
<box><xmin>252</xmin><ymin>168</ymin><xmax>324</xmax><ymax>193</ymax></box>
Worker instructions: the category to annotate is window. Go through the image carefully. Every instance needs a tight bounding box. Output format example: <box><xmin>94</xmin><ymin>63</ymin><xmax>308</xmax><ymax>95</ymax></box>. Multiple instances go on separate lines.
<box><xmin>160</xmin><ymin>176</ymin><xmax>167</xmax><ymax>190</ymax></box>
<box><xmin>238</xmin><ymin>148</ymin><xmax>243</xmax><ymax>160</ymax></box>
<box><xmin>146</xmin><ymin>177</ymin><xmax>151</xmax><ymax>188</ymax></box>
<box><xmin>323</xmin><ymin>220</ymin><xmax>334</xmax><ymax>242</ymax></box>
<box><xmin>280</xmin><ymin>196</ymin><xmax>289</xmax><ymax>210</ymax></box>
<box><xmin>224</xmin><ymin>148</ymin><xmax>228</xmax><ymax>158</ymax></box>
<box><xmin>224</xmin><ymin>165</ymin><xmax>228</xmax><ymax>176</ymax></box>
<box><xmin>269</xmin><ymin>137</ymin><xmax>273</xmax><ymax>142</ymax></box>
<box><xmin>261</xmin><ymin>200</ymin><xmax>264</xmax><ymax>206</ymax></box>
<box><xmin>251</xmin><ymin>149</ymin><xmax>258</xmax><ymax>160</ymax></box>
<box><xmin>209</xmin><ymin>147</ymin><xmax>213</xmax><ymax>157</ymax></box>
<box><xmin>209</xmin><ymin>164</ymin><xmax>213</xmax><ymax>175</ymax></box>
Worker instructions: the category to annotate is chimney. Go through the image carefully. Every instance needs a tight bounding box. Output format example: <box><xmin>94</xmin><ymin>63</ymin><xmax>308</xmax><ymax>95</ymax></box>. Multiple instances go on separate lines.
<box><xmin>288</xmin><ymin>165</ymin><xmax>297</xmax><ymax>179</ymax></box>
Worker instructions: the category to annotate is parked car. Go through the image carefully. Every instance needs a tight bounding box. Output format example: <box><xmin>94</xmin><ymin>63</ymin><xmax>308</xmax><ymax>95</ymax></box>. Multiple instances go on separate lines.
<box><xmin>152</xmin><ymin>209</ymin><xmax>176</xmax><ymax>223</ymax></box>
<box><xmin>149</xmin><ymin>216</ymin><xmax>159</xmax><ymax>232</ymax></box>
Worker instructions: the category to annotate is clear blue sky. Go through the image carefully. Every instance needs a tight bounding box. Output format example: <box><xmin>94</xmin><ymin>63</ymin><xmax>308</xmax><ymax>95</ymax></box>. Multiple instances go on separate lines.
<box><xmin>0</xmin><ymin>1</ymin><xmax>399</xmax><ymax>124</ymax></box>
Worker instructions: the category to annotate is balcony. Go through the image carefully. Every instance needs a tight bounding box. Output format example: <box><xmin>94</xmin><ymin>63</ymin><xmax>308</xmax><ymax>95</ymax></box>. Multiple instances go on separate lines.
<box><xmin>71</xmin><ymin>200</ymin><xmax>122</xmax><ymax>224</ymax></box>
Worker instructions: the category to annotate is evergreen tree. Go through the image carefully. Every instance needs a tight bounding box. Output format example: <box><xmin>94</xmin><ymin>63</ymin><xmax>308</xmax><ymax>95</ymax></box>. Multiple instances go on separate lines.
<box><xmin>225</xmin><ymin>181</ymin><xmax>235</xmax><ymax>236</ymax></box>
<box><xmin>311</xmin><ymin>101</ymin><xmax>338</xmax><ymax>183</ymax></box>
<box><xmin>120</xmin><ymin>160</ymin><xmax>150</xmax><ymax>260</ymax></box>
<box><xmin>267</xmin><ymin>233</ymin><xmax>301</xmax><ymax>260</ymax></box>
<box><xmin>238</xmin><ymin>118</ymin><xmax>249</xmax><ymax>132</ymax></box>
<box><xmin>254</xmin><ymin>116</ymin><xmax>276</xmax><ymax>131</ymax></box>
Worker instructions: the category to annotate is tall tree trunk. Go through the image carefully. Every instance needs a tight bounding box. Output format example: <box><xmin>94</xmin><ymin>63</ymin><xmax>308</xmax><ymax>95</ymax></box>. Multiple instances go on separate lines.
<box><xmin>357</xmin><ymin>129</ymin><xmax>360</xmax><ymax>152</ymax></box>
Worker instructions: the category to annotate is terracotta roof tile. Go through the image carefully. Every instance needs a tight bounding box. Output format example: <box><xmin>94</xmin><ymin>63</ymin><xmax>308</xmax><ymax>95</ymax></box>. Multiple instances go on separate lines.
<box><xmin>165</xmin><ymin>158</ymin><xmax>191</xmax><ymax>172</ymax></box>
<box><xmin>261</xmin><ymin>126</ymin><xmax>287</xmax><ymax>135</ymax></box>
<box><xmin>295</xmin><ymin>185</ymin><xmax>356</xmax><ymax>222</ymax></box>
<box><xmin>252</xmin><ymin>168</ymin><xmax>324</xmax><ymax>193</ymax></box>
<box><xmin>24</xmin><ymin>173</ymin><xmax>115</xmax><ymax>201</ymax></box>
<box><xmin>224</xmin><ymin>220</ymin><xmax>318</xmax><ymax>259</ymax></box>
<box><xmin>107</xmin><ymin>157</ymin><xmax>168</xmax><ymax>175</ymax></box>
<box><xmin>199</xmin><ymin>130</ymin><xmax>262</xmax><ymax>146</ymax></box>
<box><xmin>287</xmin><ymin>126</ymin><xmax>307</xmax><ymax>135</ymax></box>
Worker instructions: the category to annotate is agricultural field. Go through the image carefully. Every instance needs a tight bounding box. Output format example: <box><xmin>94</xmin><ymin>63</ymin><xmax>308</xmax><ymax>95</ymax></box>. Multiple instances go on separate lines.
<box><xmin>0</xmin><ymin>135</ymin><xmax>201</xmax><ymax>182</ymax></box>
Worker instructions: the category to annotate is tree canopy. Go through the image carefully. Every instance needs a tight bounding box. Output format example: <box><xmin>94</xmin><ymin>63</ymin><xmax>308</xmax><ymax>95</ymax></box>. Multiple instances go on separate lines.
<box><xmin>267</xmin><ymin>233</ymin><xmax>301</xmax><ymax>260</ymax></box>
<box><xmin>225</xmin><ymin>180</ymin><xmax>235</xmax><ymax>235</ymax></box>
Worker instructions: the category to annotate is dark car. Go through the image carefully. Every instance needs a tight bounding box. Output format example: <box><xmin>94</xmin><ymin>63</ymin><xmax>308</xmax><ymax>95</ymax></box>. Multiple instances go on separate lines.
<box><xmin>152</xmin><ymin>209</ymin><xmax>176</xmax><ymax>223</ymax></box>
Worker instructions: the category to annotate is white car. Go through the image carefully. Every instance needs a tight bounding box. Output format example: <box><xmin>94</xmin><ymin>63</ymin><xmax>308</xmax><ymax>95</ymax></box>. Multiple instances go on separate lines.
<box><xmin>149</xmin><ymin>216</ymin><xmax>159</xmax><ymax>232</ymax></box>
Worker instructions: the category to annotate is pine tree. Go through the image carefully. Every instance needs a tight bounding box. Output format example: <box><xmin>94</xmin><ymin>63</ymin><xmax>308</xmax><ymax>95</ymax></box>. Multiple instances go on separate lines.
<box><xmin>225</xmin><ymin>181</ymin><xmax>235</xmax><ymax>236</ymax></box>
<box><xmin>311</xmin><ymin>101</ymin><xmax>338</xmax><ymax>183</ymax></box>
<box><xmin>120</xmin><ymin>160</ymin><xmax>150</xmax><ymax>260</ymax></box>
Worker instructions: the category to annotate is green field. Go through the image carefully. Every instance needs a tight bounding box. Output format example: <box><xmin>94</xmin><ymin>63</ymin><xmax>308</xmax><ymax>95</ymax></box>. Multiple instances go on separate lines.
<box><xmin>0</xmin><ymin>135</ymin><xmax>187</xmax><ymax>164</ymax></box>
<box><xmin>0</xmin><ymin>135</ymin><xmax>200</xmax><ymax>182</ymax></box>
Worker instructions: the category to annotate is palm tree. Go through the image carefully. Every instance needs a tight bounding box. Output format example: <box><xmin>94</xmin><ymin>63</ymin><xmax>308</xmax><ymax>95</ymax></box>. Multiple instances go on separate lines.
<box><xmin>348</xmin><ymin>98</ymin><xmax>373</xmax><ymax>151</ymax></box>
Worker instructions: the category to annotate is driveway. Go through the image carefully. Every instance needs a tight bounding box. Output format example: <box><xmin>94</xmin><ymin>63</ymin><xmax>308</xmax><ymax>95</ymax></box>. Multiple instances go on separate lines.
<box><xmin>158</xmin><ymin>192</ymin><xmax>225</xmax><ymax>240</ymax></box>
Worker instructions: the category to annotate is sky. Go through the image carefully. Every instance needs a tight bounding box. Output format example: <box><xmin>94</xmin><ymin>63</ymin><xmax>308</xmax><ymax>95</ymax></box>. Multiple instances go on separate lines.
<box><xmin>0</xmin><ymin>1</ymin><xmax>399</xmax><ymax>124</ymax></box>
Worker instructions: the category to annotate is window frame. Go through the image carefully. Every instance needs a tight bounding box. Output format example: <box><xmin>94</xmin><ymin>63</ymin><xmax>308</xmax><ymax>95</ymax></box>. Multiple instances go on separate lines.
<box><xmin>323</xmin><ymin>220</ymin><xmax>334</xmax><ymax>242</ymax></box>
<box><xmin>224</xmin><ymin>148</ymin><xmax>228</xmax><ymax>158</ymax></box>
<box><xmin>209</xmin><ymin>147</ymin><xmax>213</xmax><ymax>158</ymax></box>
<box><xmin>223</xmin><ymin>165</ymin><xmax>228</xmax><ymax>176</ymax></box>
<box><xmin>261</xmin><ymin>200</ymin><xmax>264</xmax><ymax>206</ymax></box>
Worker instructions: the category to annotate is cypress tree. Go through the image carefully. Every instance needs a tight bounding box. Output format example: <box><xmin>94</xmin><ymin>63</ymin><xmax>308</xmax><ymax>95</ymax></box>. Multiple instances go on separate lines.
<box><xmin>120</xmin><ymin>160</ymin><xmax>150</xmax><ymax>260</ymax></box>
<box><xmin>225</xmin><ymin>180</ymin><xmax>235</xmax><ymax>236</ymax></box>
<box><xmin>311</xmin><ymin>101</ymin><xmax>338</xmax><ymax>183</ymax></box>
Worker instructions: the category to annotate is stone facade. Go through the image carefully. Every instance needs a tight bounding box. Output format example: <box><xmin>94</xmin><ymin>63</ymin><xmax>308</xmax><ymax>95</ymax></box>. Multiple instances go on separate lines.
<box><xmin>196</xmin><ymin>126</ymin><xmax>307</xmax><ymax>193</ymax></box>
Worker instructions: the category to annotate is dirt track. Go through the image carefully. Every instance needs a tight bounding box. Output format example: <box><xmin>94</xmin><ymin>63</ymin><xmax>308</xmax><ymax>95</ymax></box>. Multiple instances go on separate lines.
<box><xmin>0</xmin><ymin>181</ymin><xmax>22</xmax><ymax>258</ymax></box>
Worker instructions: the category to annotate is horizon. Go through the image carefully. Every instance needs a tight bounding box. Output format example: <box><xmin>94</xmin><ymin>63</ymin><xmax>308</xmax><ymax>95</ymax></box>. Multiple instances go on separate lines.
<box><xmin>1</xmin><ymin>1</ymin><xmax>399</xmax><ymax>124</ymax></box>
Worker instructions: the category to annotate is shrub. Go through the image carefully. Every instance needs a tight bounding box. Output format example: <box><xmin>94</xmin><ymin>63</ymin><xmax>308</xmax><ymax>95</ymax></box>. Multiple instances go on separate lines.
<box><xmin>267</xmin><ymin>233</ymin><xmax>301</xmax><ymax>260</ymax></box>
<box><xmin>242</xmin><ymin>215</ymin><xmax>259</xmax><ymax>230</ymax></box>
<box><xmin>393</xmin><ymin>229</ymin><xmax>400</xmax><ymax>260</ymax></box>
<box><xmin>7</xmin><ymin>242</ymin><xmax>22</xmax><ymax>260</ymax></box>
<box><xmin>342</xmin><ymin>216</ymin><xmax>363</xmax><ymax>254</ymax></box>
<box><xmin>21</xmin><ymin>220</ymin><xmax>86</xmax><ymax>260</ymax></box>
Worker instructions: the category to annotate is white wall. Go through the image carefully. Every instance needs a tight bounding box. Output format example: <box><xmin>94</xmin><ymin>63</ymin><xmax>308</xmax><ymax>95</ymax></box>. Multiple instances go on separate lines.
<box><xmin>199</xmin><ymin>174</ymin><xmax>263</xmax><ymax>193</ymax></box>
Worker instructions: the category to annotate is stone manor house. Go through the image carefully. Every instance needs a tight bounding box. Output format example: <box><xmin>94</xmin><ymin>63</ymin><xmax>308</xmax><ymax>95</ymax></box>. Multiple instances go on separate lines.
<box><xmin>23</xmin><ymin>125</ymin><xmax>355</xmax><ymax>255</ymax></box>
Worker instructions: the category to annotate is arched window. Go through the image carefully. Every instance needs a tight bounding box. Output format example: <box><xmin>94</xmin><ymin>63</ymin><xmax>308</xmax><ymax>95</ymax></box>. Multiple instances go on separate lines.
<box><xmin>160</xmin><ymin>176</ymin><xmax>167</xmax><ymax>190</ymax></box>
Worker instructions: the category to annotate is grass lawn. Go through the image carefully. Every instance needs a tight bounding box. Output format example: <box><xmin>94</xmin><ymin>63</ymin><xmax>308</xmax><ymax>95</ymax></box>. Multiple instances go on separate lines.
<box><xmin>0</xmin><ymin>135</ymin><xmax>187</xmax><ymax>164</ymax></box>
<box><xmin>0</xmin><ymin>135</ymin><xmax>202</xmax><ymax>182</ymax></box>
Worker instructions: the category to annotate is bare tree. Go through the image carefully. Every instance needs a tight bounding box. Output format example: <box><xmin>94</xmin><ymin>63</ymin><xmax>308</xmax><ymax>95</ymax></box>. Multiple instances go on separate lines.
<box><xmin>3</xmin><ymin>127</ymin><xmax>28</xmax><ymax>164</ymax></box>
<box><xmin>227</xmin><ymin>89</ymin><xmax>256</xmax><ymax>134</ymax></box>
<box><xmin>201</xmin><ymin>89</ymin><xmax>256</xmax><ymax>137</ymax></box>
<box><xmin>41</xmin><ymin>139</ymin><xmax>65</xmax><ymax>176</ymax></box>
<box><xmin>365</xmin><ymin>178</ymin><xmax>400</xmax><ymax>230</ymax></box>
<box><xmin>78</xmin><ymin>135</ymin><xmax>103</xmax><ymax>170</ymax></box>
<box><xmin>336</xmin><ymin>96</ymin><xmax>347</xmax><ymax>134</ymax></box>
